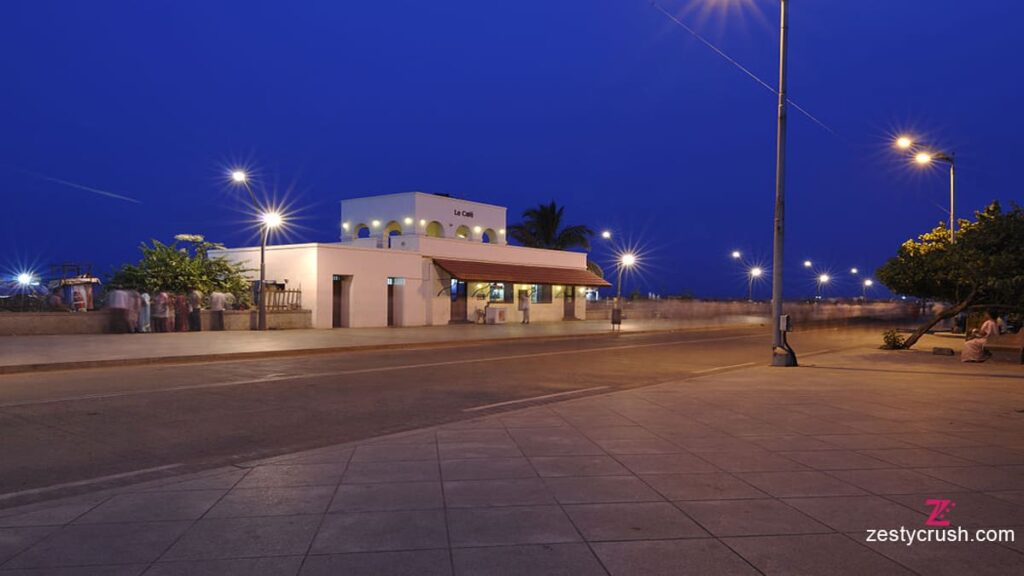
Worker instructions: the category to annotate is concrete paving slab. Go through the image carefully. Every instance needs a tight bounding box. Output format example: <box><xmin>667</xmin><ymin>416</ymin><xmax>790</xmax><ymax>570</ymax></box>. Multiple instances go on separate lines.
<box><xmin>1</xmin><ymin>337</ymin><xmax>1021</xmax><ymax>574</ymax></box>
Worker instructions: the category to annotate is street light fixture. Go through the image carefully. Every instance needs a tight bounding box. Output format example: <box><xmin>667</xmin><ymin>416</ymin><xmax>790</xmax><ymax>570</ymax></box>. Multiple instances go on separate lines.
<box><xmin>895</xmin><ymin>135</ymin><xmax>957</xmax><ymax>242</ymax></box>
<box><xmin>803</xmin><ymin>260</ymin><xmax>812</xmax><ymax>268</ymax></box>
<box><xmin>862</xmin><ymin>278</ymin><xmax>874</xmax><ymax>299</ymax></box>
<box><xmin>616</xmin><ymin>253</ymin><xmax>636</xmax><ymax>305</ymax></box>
<box><xmin>16</xmin><ymin>272</ymin><xmax>33</xmax><ymax>286</ymax></box>
<box><xmin>610</xmin><ymin>253</ymin><xmax>637</xmax><ymax>330</ymax></box>
<box><xmin>731</xmin><ymin>250</ymin><xmax>742</xmax><ymax>260</ymax></box>
<box><xmin>230</xmin><ymin>169</ymin><xmax>276</xmax><ymax>331</ymax></box>
<box><xmin>816</xmin><ymin>273</ymin><xmax>830</xmax><ymax>299</ymax></box>
<box><xmin>601</xmin><ymin>230</ymin><xmax>612</xmax><ymax>239</ymax></box>
<box><xmin>748</xmin><ymin>267</ymin><xmax>763</xmax><ymax>301</ymax></box>
<box><xmin>850</xmin><ymin>267</ymin><xmax>858</xmax><ymax>275</ymax></box>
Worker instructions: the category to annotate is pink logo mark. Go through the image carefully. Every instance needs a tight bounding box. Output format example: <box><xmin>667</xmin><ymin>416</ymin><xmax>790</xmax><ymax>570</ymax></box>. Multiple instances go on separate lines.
<box><xmin>924</xmin><ymin>499</ymin><xmax>956</xmax><ymax>527</ymax></box>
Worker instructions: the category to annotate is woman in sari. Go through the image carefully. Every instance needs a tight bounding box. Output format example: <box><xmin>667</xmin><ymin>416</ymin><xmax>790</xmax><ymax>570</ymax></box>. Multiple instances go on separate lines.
<box><xmin>962</xmin><ymin>310</ymin><xmax>998</xmax><ymax>362</ymax></box>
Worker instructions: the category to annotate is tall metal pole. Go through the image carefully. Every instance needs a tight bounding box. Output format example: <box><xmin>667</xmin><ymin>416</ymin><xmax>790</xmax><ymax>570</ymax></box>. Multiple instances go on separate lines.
<box><xmin>241</xmin><ymin>180</ymin><xmax>268</xmax><ymax>331</ymax></box>
<box><xmin>771</xmin><ymin>0</ymin><xmax>797</xmax><ymax>366</ymax></box>
<box><xmin>949</xmin><ymin>161</ymin><xmax>956</xmax><ymax>243</ymax></box>
<box><xmin>259</xmin><ymin>226</ymin><xmax>268</xmax><ymax>331</ymax></box>
<box><xmin>748</xmin><ymin>274</ymin><xmax>754</xmax><ymax>302</ymax></box>
<box><xmin>616</xmin><ymin>265</ymin><xmax>624</xmax><ymax>305</ymax></box>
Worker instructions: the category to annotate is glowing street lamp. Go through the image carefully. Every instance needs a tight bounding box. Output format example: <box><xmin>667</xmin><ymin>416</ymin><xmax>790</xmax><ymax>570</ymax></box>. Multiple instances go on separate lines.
<box><xmin>601</xmin><ymin>230</ymin><xmax>612</xmax><ymax>240</ymax></box>
<box><xmin>748</xmin><ymin>267</ymin><xmax>763</xmax><ymax>301</ymax></box>
<box><xmin>894</xmin><ymin>134</ymin><xmax>957</xmax><ymax>242</ymax></box>
<box><xmin>816</xmin><ymin>273</ymin><xmax>830</xmax><ymax>299</ymax></box>
<box><xmin>862</xmin><ymin>278</ymin><xmax>874</xmax><ymax>299</ymax></box>
<box><xmin>731</xmin><ymin>250</ymin><xmax>742</xmax><ymax>260</ymax></box>
<box><xmin>230</xmin><ymin>169</ymin><xmax>278</xmax><ymax>331</ymax></box>
<box><xmin>803</xmin><ymin>260</ymin><xmax>812</xmax><ymax>268</ymax></box>
<box><xmin>16</xmin><ymin>272</ymin><xmax>33</xmax><ymax>286</ymax></box>
<box><xmin>615</xmin><ymin>253</ymin><xmax>636</xmax><ymax>308</ymax></box>
<box><xmin>850</xmin><ymin>267</ymin><xmax>858</xmax><ymax>275</ymax></box>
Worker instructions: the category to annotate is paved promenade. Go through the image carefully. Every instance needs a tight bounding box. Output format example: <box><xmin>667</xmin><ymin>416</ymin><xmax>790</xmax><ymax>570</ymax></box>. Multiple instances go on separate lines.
<box><xmin>0</xmin><ymin>319</ymin><xmax>748</xmax><ymax>374</ymax></box>
<box><xmin>0</xmin><ymin>339</ymin><xmax>1021</xmax><ymax>575</ymax></box>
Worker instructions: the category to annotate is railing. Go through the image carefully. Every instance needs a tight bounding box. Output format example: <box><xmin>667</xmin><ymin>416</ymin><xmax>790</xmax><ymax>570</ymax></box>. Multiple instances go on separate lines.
<box><xmin>265</xmin><ymin>288</ymin><xmax>302</xmax><ymax>311</ymax></box>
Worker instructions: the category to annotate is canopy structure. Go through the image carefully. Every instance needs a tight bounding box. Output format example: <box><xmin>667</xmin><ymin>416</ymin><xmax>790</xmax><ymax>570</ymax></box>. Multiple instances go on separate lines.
<box><xmin>433</xmin><ymin>258</ymin><xmax>610</xmax><ymax>287</ymax></box>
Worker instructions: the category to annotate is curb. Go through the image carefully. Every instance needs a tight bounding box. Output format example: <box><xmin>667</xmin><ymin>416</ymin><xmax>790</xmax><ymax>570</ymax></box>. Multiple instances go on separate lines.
<box><xmin>0</xmin><ymin>324</ymin><xmax>760</xmax><ymax>376</ymax></box>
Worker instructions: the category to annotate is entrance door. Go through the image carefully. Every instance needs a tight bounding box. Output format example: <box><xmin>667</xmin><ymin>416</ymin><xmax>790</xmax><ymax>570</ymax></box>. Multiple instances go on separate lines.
<box><xmin>563</xmin><ymin>285</ymin><xmax>576</xmax><ymax>320</ymax></box>
<box><xmin>387</xmin><ymin>283</ymin><xmax>395</xmax><ymax>326</ymax></box>
<box><xmin>332</xmin><ymin>275</ymin><xmax>344</xmax><ymax>328</ymax></box>
<box><xmin>449</xmin><ymin>279</ymin><xmax>468</xmax><ymax>323</ymax></box>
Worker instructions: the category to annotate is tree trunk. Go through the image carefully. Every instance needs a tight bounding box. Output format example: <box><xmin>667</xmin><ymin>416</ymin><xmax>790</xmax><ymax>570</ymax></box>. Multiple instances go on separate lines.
<box><xmin>901</xmin><ymin>290</ymin><xmax>977</xmax><ymax>349</ymax></box>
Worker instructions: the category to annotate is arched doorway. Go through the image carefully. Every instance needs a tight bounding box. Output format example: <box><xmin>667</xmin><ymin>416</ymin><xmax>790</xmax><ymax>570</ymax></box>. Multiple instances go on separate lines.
<box><xmin>355</xmin><ymin>224</ymin><xmax>370</xmax><ymax>239</ymax></box>
<box><xmin>455</xmin><ymin>225</ymin><xmax>470</xmax><ymax>240</ymax></box>
<box><xmin>482</xmin><ymin>228</ymin><xmax>497</xmax><ymax>243</ymax></box>
<box><xmin>384</xmin><ymin>221</ymin><xmax>402</xmax><ymax>237</ymax></box>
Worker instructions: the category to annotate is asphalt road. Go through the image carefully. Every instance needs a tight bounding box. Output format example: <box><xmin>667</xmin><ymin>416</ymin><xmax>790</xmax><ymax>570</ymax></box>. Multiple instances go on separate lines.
<box><xmin>0</xmin><ymin>326</ymin><xmax>866</xmax><ymax>503</ymax></box>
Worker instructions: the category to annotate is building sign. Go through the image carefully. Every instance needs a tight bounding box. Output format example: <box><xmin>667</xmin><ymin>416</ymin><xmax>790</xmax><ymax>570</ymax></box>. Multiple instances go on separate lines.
<box><xmin>454</xmin><ymin>209</ymin><xmax>474</xmax><ymax>218</ymax></box>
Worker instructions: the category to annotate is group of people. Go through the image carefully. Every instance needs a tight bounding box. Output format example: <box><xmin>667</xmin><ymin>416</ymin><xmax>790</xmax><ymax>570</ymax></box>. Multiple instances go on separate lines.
<box><xmin>106</xmin><ymin>288</ymin><xmax>232</xmax><ymax>334</ymax></box>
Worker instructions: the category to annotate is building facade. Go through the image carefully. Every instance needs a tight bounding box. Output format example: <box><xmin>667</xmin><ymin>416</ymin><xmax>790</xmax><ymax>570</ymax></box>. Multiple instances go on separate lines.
<box><xmin>215</xmin><ymin>192</ymin><xmax>608</xmax><ymax>329</ymax></box>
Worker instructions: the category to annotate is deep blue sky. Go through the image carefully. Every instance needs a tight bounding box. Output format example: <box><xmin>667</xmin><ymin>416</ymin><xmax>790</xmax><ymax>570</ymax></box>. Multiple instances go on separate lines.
<box><xmin>3</xmin><ymin>1</ymin><xmax>1021</xmax><ymax>299</ymax></box>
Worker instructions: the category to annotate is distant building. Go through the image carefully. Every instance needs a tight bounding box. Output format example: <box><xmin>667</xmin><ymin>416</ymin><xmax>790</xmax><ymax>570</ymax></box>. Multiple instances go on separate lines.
<box><xmin>214</xmin><ymin>192</ymin><xmax>608</xmax><ymax>328</ymax></box>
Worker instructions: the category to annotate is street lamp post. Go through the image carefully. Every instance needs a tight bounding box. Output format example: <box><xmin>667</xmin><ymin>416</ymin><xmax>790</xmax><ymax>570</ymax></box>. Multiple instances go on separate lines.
<box><xmin>771</xmin><ymin>0</ymin><xmax>796</xmax><ymax>366</ymax></box>
<box><xmin>613</xmin><ymin>253</ymin><xmax>636</xmax><ymax>329</ymax></box>
<box><xmin>862</xmin><ymin>278</ymin><xmax>873</xmax><ymax>300</ymax></box>
<box><xmin>231</xmin><ymin>170</ymin><xmax>282</xmax><ymax>331</ymax></box>
<box><xmin>748</xmin><ymin>267</ymin><xmax>763</xmax><ymax>302</ymax></box>
<box><xmin>816</xmin><ymin>274</ymin><xmax>830</xmax><ymax>299</ymax></box>
<box><xmin>896</xmin><ymin>137</ymin><xmax>956</xmax><ymax>243</ymax></box>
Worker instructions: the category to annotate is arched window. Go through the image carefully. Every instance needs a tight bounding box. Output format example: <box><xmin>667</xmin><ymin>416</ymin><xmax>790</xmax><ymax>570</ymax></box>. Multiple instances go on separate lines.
<box><xmin>455</xmin><ymin>225</ymin><xmax>470</xmax><ymax>240</ymax></box>
<box><xmin>355</xmin><ymin>224</ymin><xmax>370</xmax><ymax>239</ymax></box>
<box><xmin>384</xmin><ymin>220</ymin><xmax>402</xmax><ymax>237</ymax></box>
<box><xmin>426</xmin><ymin>221</ymin><xmax>444</xmax><ymax>238</ymax></box>
<box><xmin>482</xmin><ymin>228</ymin><xmax>497</xmax><ymax>243</ymax></box>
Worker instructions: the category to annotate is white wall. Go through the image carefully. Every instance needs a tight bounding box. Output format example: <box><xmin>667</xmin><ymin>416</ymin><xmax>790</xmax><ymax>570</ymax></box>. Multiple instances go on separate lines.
<box><xmin>340</xmin><ymin>192</ymin><xmax>507</xmax><ymax>244</ymax></box>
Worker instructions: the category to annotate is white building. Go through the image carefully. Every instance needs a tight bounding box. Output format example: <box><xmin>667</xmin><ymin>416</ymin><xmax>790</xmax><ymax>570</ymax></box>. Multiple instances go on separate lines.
<box><xmin>215</xmin><ymin>192</ymin><xmax>609</xmax><ymax>328</ymax></box>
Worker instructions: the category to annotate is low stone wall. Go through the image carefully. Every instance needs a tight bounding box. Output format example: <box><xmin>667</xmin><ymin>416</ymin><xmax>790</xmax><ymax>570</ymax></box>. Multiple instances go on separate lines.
<box><xmin>0</xmin><ymin>309</ymin><xmax>311</xmax><ymax>336</ymax></box>
<box><xmin>586</xmin><ymin>300</ymin><xmax>920</xmax><ymax>328</ymax></box>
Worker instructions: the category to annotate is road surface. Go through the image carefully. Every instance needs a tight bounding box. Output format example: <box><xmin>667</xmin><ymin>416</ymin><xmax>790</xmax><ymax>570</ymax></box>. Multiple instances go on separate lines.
<box><xmin>0</xmin><ymin>326</ymin><xmax>867</xmax><ymax>502</ymax></box>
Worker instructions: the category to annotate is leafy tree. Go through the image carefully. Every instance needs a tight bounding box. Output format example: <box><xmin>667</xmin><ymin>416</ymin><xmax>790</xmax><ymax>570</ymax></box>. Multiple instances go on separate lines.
<box><xmin>587</xmin><ymin>260</ymin><xmax>604</xmax><ymax>278</ymax></box>
<box><xmin>109</xmin><ymin>235</ymin><xmax>252</xmax><ymax>305</ymax></box>
<box><xmin>876</xmin><ymin>202</ymin><xmax>1024</xmax><ymax>348</ymax></box>
<box><xmin>508</xmin><ymin>201</ymin><xmax>593</xmax><ymax>251</ymax></box>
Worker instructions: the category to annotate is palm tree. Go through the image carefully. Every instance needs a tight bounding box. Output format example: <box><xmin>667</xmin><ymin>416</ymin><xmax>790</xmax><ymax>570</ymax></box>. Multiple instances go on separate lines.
<box><xmin>508</xmin><ymin>201</ymin><xmax>593</xmax><ymax>251</ymax></box>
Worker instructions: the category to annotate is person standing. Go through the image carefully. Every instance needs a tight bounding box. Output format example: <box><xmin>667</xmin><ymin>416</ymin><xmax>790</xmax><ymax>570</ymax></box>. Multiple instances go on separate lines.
<box><xmin>518</xmin><ymin>289</ymin><xmax>531</xmax><ymax>324</ymax></box>
<box><xmin>209</xmin><ymin>290</ymin><xmax>227</xmax><ymax>331</ymax></box>
<box><xmin>174</xmin><ymin>293</ymin><xmax>189</xmax><ymax>332</ymax></box>
<box><xmin>139</xmin><ymin>292</ymin><xmax>151</xmax><ymax>333</ymax></box>
<box><xmin>188</xmin><ymin>288</ymin><xmax>203</xmax><ymax>332</ymax></box>
<box><xmin>107</xmin><ymin>289</ymin><xmax>130</xmax><ymax>333</ymax></box>
<box><xmin>151</xmin><ymin>292</ymin><xmax>167</xmax><ymax>332</ymax></box>
<box><xmin>127</xmin><ymin>290</ymin><xmax>141</xmax><ymax>333</ymax></box>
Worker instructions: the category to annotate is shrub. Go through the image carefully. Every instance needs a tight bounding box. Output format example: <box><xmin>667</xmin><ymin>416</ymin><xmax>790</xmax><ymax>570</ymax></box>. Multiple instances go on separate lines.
<box><xmin>881</xmin><ymin>329</ymin><xmax>906</xmax><ymax>350</ymax></box>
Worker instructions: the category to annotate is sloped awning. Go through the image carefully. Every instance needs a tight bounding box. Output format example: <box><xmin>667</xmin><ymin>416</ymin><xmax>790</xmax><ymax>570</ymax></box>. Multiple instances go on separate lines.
<box><xmin>433</xmin><ymin>258</ymin><xmax>611</xmax><ymax>287</ymax></box>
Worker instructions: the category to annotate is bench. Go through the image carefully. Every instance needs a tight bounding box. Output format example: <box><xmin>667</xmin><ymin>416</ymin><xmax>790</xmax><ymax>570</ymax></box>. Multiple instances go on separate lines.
<box><xmin>984</xmin><ymin>331</ymin><xmax>1024</xmax><ymax>364</ymax></box>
